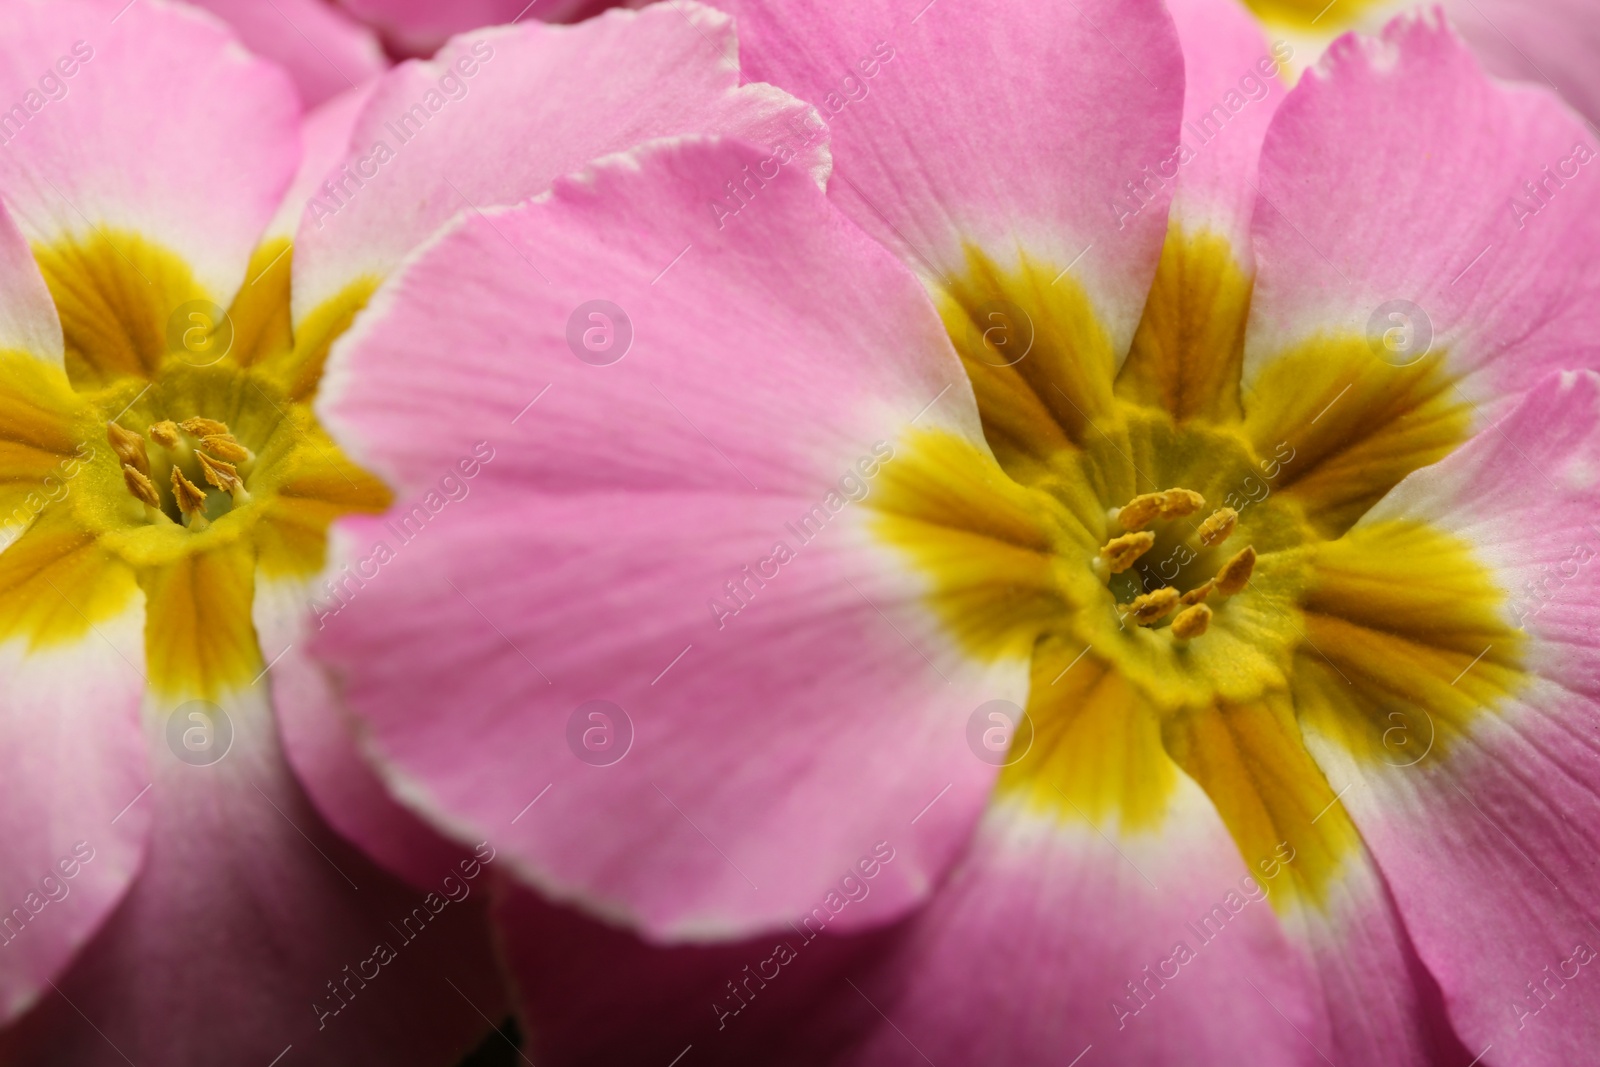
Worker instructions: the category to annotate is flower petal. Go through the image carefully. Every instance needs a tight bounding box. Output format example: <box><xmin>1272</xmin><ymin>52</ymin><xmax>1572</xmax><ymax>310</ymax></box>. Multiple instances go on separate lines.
<box><xmin>723</xmin><ymin>0</ymin><xmax>1184</xmax><ymax>354</ymax></box>
<box><xmin>0</xmin><ymin>686</ymin><xmax>508</xmax><ymax>1066</ymax></box>
<box><xmin>1296</xmin><ymin>370</ymin><xmax>1600</xmax><ymax>1064</ymax></box>
<box><xmin>0</xmin><ymin>0</ymin><xmax>299</xmax><ymax>313</ymax></box>
<box><xmin>256</xmin><ymin>575</ymin><xmax>483</xmax><ymax>890</ymax></box>
<box><xmin>182</xmin><ymin>0</ymin><xmax>387</xmax><ymax>109</ymax></box>
<box><xmin>336</xmin><ymin>0</ymin><xmax>630</xmax><ymax>55</ymax></box>
<box><xmin>313</xmin><ymin>137</ymin><xmax>1019</xmax><ymax>939</ymax></box>
<box><xmin>0</xmin><ymin>199</ymin><xmax>61</xmax><ymax>368</ymax></box>
<box><xmin>1166</xmin><ymin>0</ymin><xmax>1292</xmax><ymax>250</ymax></box>
<box><xmin>1241</xmin><ymin>13</ymin><xmax>1600</xmax><ymax>532</ymax></box>
<box><xmin>1443</xmin><ymin>0</ymin><xmax>1600</xmax><ymax>127</ymax></box>
<box><xmin>290</xmin><ymin>2</ymin><xmax>829</xmax><ymax>327</ymax></box>
<box><xmin>0</xmin><ymin>601</ymin><xmax>146</xmax><ymax>1028</ymax></box>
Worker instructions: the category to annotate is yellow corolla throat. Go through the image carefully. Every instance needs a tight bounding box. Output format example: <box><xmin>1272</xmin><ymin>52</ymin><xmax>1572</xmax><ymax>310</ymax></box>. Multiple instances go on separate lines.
<box><xmin>0</xmin><ymin>231</ymin><xmax>388</xmax><ymax>701</ymax></box>
<box><xmin>870</xmin><ymin>227</ymin><xmax>1525</xmax><ymax>909</ymax></box>
<box><xmin>1237</xmin><ymin>0</ymin><xmax>1388</xmax><ymax>33</ymax></box>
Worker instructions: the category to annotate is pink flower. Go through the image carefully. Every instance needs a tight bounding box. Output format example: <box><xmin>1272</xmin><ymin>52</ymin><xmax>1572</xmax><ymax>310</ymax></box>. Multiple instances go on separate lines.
<box><xmin>0</xmin><ymin>2</ymin><xmax>819</xmax><ymax>1063</ymax></box>
<box><xmin>311</xmin><ymin>0</ymin><xmax>1600</xmax><ymax>1063</ymax></box>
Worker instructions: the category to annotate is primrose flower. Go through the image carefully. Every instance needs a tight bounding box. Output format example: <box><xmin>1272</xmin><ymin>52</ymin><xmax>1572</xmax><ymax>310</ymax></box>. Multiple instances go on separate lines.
<box><xmin>311</xmin><ymin>0</ymin><xmax>1600</xmax><ymax>1063</ymax></box>
<box><xmin>0</xmin><ymin>1</ymin><xmax>823</xmax><ymax>1062</ymax></box>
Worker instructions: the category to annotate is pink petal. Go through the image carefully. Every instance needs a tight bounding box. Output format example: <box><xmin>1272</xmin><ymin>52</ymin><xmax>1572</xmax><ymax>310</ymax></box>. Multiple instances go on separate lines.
<box><xmin>722</xmin><ymin>0</ymin><xmax>1184</xmax><ymax>351</ymax></box>
<box><xmin>290</xmin><ymin>2</ymin><xmax>828</xmax><ymax>326</ymax></box>
<box><xmin>336</xmin><ymin>0</ymin><xmax>632</xmax><ymax>56</ymax></box>
<box><xmin>1167</xmin><ymin>0</ymin><xmax>1293</xmax><ymax>251</ymax></box>
<box><xmin>314</xmin><ymin>138</ymin><xmax>1014</xmax><ymax>939</ymax></box>
<box><xmin>1244</xmin><ymin>12</ymin><xmax>1600</xmax><ymax>412</ymax></box>
<box><xmin>265</xmin><ymin>82</ymin><xmax>382</xmax><ymax>245</ymax></box>
<box><xmin>0</xmin><ymin>0</ymin><xmax>300</xmax><ymax>306</ymax></box>
<box><xmin>0</xmin><ymin>196</ymin><xmax>62</xmax><ymax>366</ymax></box>
<box><xmin>0</xmin><ymin>609</ymin><xmax>148</xmax><ymax>1028</ymax></box>
<box><xmin>1301</xmin><ymin>371</ymin><xmax>1600</xmax><ymax>1064</ymax></box>
<box><xmin>181</xmin><ymin>0</ymin><xmax>387</xmax><ymax>109</ymax></box>
<box><xmin>0</xmin><ymin>684</ymin><xmax>508</xmax><ymax>1066</ymax></box>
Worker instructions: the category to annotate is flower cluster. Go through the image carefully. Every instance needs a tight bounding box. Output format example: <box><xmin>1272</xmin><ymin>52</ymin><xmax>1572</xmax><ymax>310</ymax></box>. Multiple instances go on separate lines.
<box><xmin>0</xmin><ymin>0</ymin><xmax>1597</xmax><ymax>1065</ymax></box>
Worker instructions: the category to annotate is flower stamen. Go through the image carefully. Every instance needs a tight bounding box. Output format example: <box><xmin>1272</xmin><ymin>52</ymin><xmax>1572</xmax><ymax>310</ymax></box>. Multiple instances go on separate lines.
<box><xmin>171</xmin><ymin>466</ymin><xmax>210</xmax><ymax>529</ymax></box>
<box><xmin>1100</xmin><ymin>530</ymin><xmax>1156</xmax><ymax>574</ymax></box>
<box><xmin>106</xmin><ymin>422</ymin><xmax>150</xmax><ymax>477</ymax></box>
<box><xmin>1128</xmin><ymin>586</ymin><xmax>1180</xmax><ymax>625</ymax></box>
<box><xmin>1171</xmin><ymin>603</ymin><xmax>1212</xmax><ymax>639</ymax></box>
<box><xmin>1116</xmin><ymin>487</ymin><xmax>1206</xmax><ymax>531</ymax></box>
<box><xmin>1196</xmin><ymin>507</ymin><xmax>1238</xmax><ymax>547</ymax></box>
<box><xmin>1215</xmin><ymin>546</ymin><xmax>1256</xmax><ymax>596</ymax></box>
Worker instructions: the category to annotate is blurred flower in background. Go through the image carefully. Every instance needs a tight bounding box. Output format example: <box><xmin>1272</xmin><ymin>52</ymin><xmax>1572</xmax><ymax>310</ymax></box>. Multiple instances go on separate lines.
<box><xmin>180</xmin><ymin>0</ymin><xmax>641</xmax><ymax>107</ymax></box>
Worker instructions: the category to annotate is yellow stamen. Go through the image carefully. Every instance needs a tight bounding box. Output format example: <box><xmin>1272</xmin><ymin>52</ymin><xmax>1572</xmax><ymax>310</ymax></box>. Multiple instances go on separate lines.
<box><xmin>1117</xmin><ymin>488</ymin><xmax>1206</xmax><ymax>531</ymax></box>
<box><xmin>171</xmin><ymin>467</ymin><xmax>209</xmax><ymax>529</ymax></box>
<box><xmin>1180</xmin><ymin>579</ymin><xmax>1214</xmax><ymax>606</ymax></box>
<box><xmin>200</xmin><ymin>433</ymin><xmax>252</xmax><ymax>464</ymax></box>
<box><xmin>1116</xmin><ymin>493</ymin><xmax>1166</xmax><ymax>532</ymax></box>
<box><xmin>196</xmin><ymin>451</ymin><xmax>248</xmax><ymax>500</ymax></box>
<box><xmin>1158</xmin><ymin>488</ymin><xmax>1205</xmax><ymax>520</ymax></box>
<box><xmin>179</xmin><ymin>416</ymin><xmax>230</xmax><ymax>438</ymax></box>
<box><xmin>1128</xmin><ymin>586</ymin><xmax>1180</xmax><ymax>625</ymax></box>
<box><xmin>1196</xmin><ymin>507</ymin><xmax>1238</xmax><ymax>546</ymax></box>
<box><xmin>1100</xmin><ymin>531</ymin><xmax>1155</xmax><ymax>574</ymax></box>
<box><xmin>1216</xmin><ymin>546</ymin><xmax>1256</xmax><ymax>596</ymax></box>
<box><xmin>122</xmin><ymin>463</ymin><xmax>161</xmax><ymax>509</ymax></box>
<box><xmin>148</xmin><ymin>419</ymin><xmax>182</xmax><ymax>450</ymax></box>
<box><xmin>1171</xmin><ymin>603</ymin><xmax>1212</xmax><ymax>639</ymax></box>
<box><xmin>106</xmin><ymin>422</ymin><xmax>150</xmax><ymax>477</ymax></box>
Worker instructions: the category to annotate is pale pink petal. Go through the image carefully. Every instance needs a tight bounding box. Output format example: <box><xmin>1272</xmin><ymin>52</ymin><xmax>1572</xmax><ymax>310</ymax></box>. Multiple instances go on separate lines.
<box><xmin>265</xmin><ymin>81</ymin><xmax>382</xmax><ymax>245</ymax></box>
<box><xmin>182</xmin><ymin>0</ymin><xmax>387</xmax><ymax>109</ymax></box>
<box><xmin>0</xmin><ymin>197</ymin><xmax>61</xmax><ymax>366</ymax></box>
<box><xmin>1167</xmin><ymin>0</ymin><xmax>1293</xmax><ymax>251</ymax></box>
<box><xmin>1244</xmin><ymin>13</ymin><xmax>1600</xmax><ymax>413</ymax></box>
<box><xmin>314</xmin><ymin>138</ymin><xmax>1015</xmax><ymax>939</ymax></box>
<box><xmin>0</xmin><ymin>0</ymin><xmax>299</xmax><ymax>306</ymax></box>
<box><xmin>0</xmin><ymin>685</ymin><xmax>508</xmax><ymax>1066</ymax></box>
<box><xmin>0</xmin><ymin>609</ymin><xmax>148</xmax><ymax>1028</ymax></box>
<box><xmin>291</xmin><ymin>2</ymin><xmax>828</xmax><ymax>325</ymax></box>
<box><xmin>722</xmin><ymin>0</ymin><xmax>1183</xmax><ymax>352</ymax></box>
<box><xmin>1301</xmin><ymin>371</ymin><xmax>1600</xmax><ymax>1065</ymax></box>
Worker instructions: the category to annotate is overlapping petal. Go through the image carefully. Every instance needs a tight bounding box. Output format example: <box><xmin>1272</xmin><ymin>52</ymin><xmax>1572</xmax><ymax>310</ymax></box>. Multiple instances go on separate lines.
<box><xmin>314</xmin><ymin>136</ymin><xmax>1027</xmax><ymax>939</ymax></box>
<box><xmin>1297</xmin><ymin>371</ymin><xmax>1600</xmax><ymax>1066</ymax></box>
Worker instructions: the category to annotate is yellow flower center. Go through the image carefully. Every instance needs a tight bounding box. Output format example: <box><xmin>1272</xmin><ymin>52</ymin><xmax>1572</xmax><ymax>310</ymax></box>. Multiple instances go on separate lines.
<box><xmin>0</xmin><ymin>230</ymin><xmax>385</xmax><ymax>700</ymax></box>
<box><xmin>870</xmin><ymin>226</ymin><xmax>1527</xmax><ymax>908</ymax></box>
